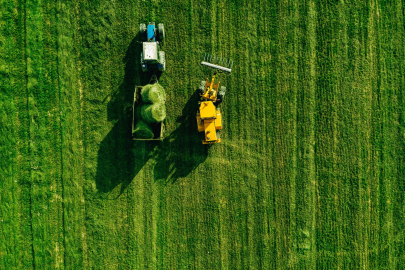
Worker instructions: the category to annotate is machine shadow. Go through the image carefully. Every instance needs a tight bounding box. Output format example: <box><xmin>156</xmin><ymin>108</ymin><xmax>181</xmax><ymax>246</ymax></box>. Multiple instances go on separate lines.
<box><xmin>96</xmin><ymin>33</ymin><xmax>157</xmax><ymax>195</ymax></box>
<box><xmin>96</xmin><ymin>33</ymin><xmax>205</xmax><ymax>191</ymax></box>
<box><xmin>152</xmin><ymin>89</ymin><xmax>209</xmax><ymax>184</ymax></box>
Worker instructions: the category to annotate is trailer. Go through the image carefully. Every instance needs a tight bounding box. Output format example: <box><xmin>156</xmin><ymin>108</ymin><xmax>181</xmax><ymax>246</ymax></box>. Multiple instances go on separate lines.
<box><xmin>132</xmin><ymin>85</ymin><xmax>165</xmax><ymax>141</ymax></box>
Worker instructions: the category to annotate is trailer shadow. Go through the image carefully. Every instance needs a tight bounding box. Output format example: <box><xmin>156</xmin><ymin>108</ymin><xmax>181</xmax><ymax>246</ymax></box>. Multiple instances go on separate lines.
<box><xmin>151</xmin><ymin>89</ymin><xmax>209</xmax><ymax>184</ymax></box>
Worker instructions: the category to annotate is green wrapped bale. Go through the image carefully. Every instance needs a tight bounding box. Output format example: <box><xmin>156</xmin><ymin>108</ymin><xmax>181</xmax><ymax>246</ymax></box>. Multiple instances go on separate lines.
<box><xmin>141</xmin><ymin>83</ymin><xmax>166</xmax><ymax>103</ymax></box>
<box><xmin>141</xmin><ymin>103</ymin><xmax>166</xmax><ymax>123</ymax></box>
<box><xmin>133</xmin><ymin>120</ymin><xmax>154</xmax><ymax>139</ymax></box>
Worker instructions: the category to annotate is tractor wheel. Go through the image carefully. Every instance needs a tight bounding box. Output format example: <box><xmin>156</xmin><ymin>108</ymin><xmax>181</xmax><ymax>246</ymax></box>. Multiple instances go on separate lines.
<box><xmin>139</xmin><ymin>23</ymin><xmax>146</xmax><ymax>41</ymax></box>
<box><xmin>219</xmin><ymin>86</ymin><xmax>226</xmax><ymax>99</ymax></box>
<box><xmin>198</xmin><ymin>80</ymin><xmax>205</xmax><ymax>95</ymax></box>
<box><xmin>158</xmin><ymin>51</ymin><xmax>166</xmax><ymax>72</ymax></box>
<box><xmin>158</xmin><ymin>23</ymin><xmax>165</xmax><ymax>42</ymax></box>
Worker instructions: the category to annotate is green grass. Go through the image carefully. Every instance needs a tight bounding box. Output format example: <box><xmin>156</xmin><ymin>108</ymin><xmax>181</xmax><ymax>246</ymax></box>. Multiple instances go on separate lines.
<box><xmin>1</xmin><ymin>0</ymin><xmax>405</xmax><ymax>269</ymax></box>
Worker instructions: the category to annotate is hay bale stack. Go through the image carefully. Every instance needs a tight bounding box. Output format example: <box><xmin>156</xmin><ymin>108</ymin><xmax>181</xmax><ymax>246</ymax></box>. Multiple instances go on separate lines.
<box><xmin>141</xmin><ymin>83</ymin><xmax>166</xmax><ymax>104</ymax></box>
<box><xmin>132</xmin><ymin>120</ymin><xmax>154</xmax><ymax>139</ymax></box>
<box><xmin>141</xmin><ymin>103</ymin><xmax>166</xmax><ymax>123</ymax></box>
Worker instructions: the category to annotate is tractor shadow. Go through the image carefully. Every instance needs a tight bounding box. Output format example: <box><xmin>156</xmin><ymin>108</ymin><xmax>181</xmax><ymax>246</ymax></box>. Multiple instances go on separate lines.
<box><xmin>151</xmin><ymin>89</ymin><xmax>209</xmax><ymax>184</ymax></box>
<box><xmin>95</xmin><ymin>33</ymin><xmax>160</xmax><ymax>195</ymax></box>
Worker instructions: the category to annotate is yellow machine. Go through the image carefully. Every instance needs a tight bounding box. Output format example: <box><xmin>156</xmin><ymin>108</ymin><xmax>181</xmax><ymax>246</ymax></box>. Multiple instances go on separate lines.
<box><xmin>196</xmin><ymin>70</ymin><xmax>226</xmax><ymax>144</ymax></box>
<box><xmin>197</xmin><ymin>54</ymin><xmax>232</xmax><ymax>144</ymax></box>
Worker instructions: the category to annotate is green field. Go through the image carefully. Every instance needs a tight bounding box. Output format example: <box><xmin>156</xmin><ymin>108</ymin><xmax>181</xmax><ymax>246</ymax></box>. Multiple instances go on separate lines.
<box><xmin>1</xmin><ymin>0</ymin><xmax>405</xmax><ymax>269</ymax></box>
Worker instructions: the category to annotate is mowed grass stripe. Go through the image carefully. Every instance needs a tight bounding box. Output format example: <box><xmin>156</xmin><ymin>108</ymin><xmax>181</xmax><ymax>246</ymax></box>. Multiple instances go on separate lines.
<box><xmin>330</xmin><ymin>1</ymin><xmax>370</xmax><ymax>267</ymax></box>
<box><xmin>366</xmin><ymin>1</ymin><xmax>381</xmax><ymax>268</ymax></box>
<box><xmin>295</xmin><ymin>0</ymin><xmax>317</xmax><ymax>268</ymax></box>
<box><xmin>315</xmin><ymin>1</ymin><xmax>342</xmax><ymax>268</ymax></box>
<box><xmin>25</xmin><ymin>0</ymin><xmax>64</xmax><ymax>268</ymax></box>
<box><xmin>41</xmin><ymin>2</ymin><xmax>65</xmax><ymax>267</ymax></box>
<box><xmin>272</xmin><ymin>0</ymin><xmax>296</xmax><ymax>267</ymax></box>
<box><xmin>289</xmin><ymin>1</ymin><xmax>301</xmax><ymax>267</ymax></box>
<box><xmin>0</xmin><ymin>1</ymin><xmax>27</xmax><ymax>268</ymax></box>
<box><xmin>15</xmin><ymin>0</ymin><xmax>34</xmax><ymax>267</ymax></box>
<box><xmin>77</xmin><ymin>1</ymin><xmax>128</xmax><ymax>268</ymax></box>
<box><xmin>224</xmin><ymin>1</ymin><xmax>246</xmax><ymax>269</ymax></box>
<box><xmin>233</xmin><ymin>0</ymin><xmax>264</xmax><ymax>269</ymax></box>
<box><xmin>255</xmin><ymin>0</ymin><xmax>279</xmax><ymax>267</ymax></box>
<box><xmin>234</xmin><ymin>1</ymin><xmax>266</xmax><ymax>268</ymax></box>
<box><xmin>339</xmin><ymin>1</ymin><xmax>372</xmax><ymax>267</ymax></box>
<box><xmin>378</xmin><ymin>1</ymin><xmax>404</xmax><ymax>267</ymax></box>
<box><xmin>56</xmin><ymin>0</ymin><xmax>87</xmax><ymax>267</ymax></box>
<box><xmin>391</xmin><ymin>0</ymin><xmax>405</xmax><ymax>266</ymax></box>
<box><xmin>334</xmin><ymin>2</ymin><xmax>348</xmax><ymax>266</ymax></box>
<box><xmin>354</xmin><ymin>2</ymin><xmax>375</xmax><ymax>268</ymax></box>
<box><xmin>354</xmin><ymin>3</ymin><xmax>372</xmax><ymax>266</ymax></box>
<box><xmin>368</xmin><ymin>1</ymin><xmax>385</xmax><ymax>268</ymax></box>
<box><xmin>261</xmin><ymin>0</ymin><xmax>279</xmax><ymax>268</ymax></box>
<box><xmin>331</xmin><ymin>2</ymin><xmax>356</xmax><ymax>267</ymax></box>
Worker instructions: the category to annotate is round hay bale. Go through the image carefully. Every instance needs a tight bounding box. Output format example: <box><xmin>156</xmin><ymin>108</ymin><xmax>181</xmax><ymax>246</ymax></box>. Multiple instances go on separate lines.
<box><xmin>140</xmin><ymin>84</ymin><xmax>152</xmax><ymax>95</ymax></box>
<box><xmin>141</xmin><ymin>103</ymin><xmax>166</xmax><ymax>123</ymax></box>
<box><xmin>141</xmin><ymin>83</ymin><xmax>166</xmax><ymax>103</ymax></box>
<box><xmin>133</xmin><ymin>120</ymin><xmax>154</xmax><ymax>139</ymax></box>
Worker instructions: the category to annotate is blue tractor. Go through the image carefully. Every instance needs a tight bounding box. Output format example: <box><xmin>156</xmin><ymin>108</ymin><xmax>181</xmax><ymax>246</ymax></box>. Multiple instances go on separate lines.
<box><xmin>139</xmin><ymin>22</ymin><xmax>166</xmax><ymax>72</ymax></box>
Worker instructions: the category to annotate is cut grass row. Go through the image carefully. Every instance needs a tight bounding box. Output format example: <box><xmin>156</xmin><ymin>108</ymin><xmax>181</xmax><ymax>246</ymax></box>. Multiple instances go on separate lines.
<box><xmin>57</xmin><ymin>1</ymin><xmax>87</xmax><ymax>268</ymax></box>
<box><xmin>0</xmin><ymin>1</ymin><xmax>30</xmax><ymax>268</ymax></box>
<box><xmin>25</xmin><ymin>0</ymin><xmax>64</xmax><ymax>268</ymax></box>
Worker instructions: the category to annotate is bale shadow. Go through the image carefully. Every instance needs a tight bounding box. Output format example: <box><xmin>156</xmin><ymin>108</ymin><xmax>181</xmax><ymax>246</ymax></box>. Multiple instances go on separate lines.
<box><xmin>152</xmin><ymin>89</ymin><xmax>209</xmax><ymax>184</ymax></box>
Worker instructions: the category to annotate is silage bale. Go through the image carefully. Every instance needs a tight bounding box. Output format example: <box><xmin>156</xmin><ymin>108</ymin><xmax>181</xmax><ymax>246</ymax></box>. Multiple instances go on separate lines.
<box><xmin>141</xmin><ymin>103</ymin><xmax>166</xmax><ymax>123</ymax></box>
<box><xmin>133</xmin><ymin>120</ymin><xmax>154</xmax><ymax>139</ymax></box>
<box><xmin>141</xmin><ymin>83</ymin><xmax>166</xmax><ymax>103</ymax></box>
<box><xmin>140</xmin><ymin>84</ymin><xmax>152</xmax><ymax>96</ymax></box>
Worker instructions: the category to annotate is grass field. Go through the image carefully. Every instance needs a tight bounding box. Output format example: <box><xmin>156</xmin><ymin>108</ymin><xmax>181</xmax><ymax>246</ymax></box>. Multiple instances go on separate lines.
<box><xmin>1</xmin><ymin>0</ymin><xmax>405</xmax><ymax>269</ymax></box>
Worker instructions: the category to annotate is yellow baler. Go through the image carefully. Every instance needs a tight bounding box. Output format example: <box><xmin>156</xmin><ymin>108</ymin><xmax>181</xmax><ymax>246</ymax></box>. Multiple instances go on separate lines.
<box><xmin>196</xmin><ymin>70</ymin><xmax>225</xmax><ymax>144</ymax></box>
<box><xmin>196</xmin><ymin>54</ymin><xmax>232</xmax><ymax>144</ymax></box>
